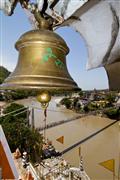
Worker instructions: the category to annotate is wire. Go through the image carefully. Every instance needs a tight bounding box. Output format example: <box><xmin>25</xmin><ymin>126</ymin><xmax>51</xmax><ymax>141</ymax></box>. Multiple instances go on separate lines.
<box><xmin>13</xmin><ymin>109</ymin><xmax>28</xmax><ymax>116</ymax></box>
<box><xmin>0</xmin><ymin>106</ymin><xmax>27</xmax><ymax>118</ymax></box>
<box><xmin>0</xmin><ymin>101</ymin><xmax>80</xmax><ymax>118</ymax></box>
<box><xmin>0</xmin><ymin>105</ymin><xmax>77</xmax><ymax>118</ymax></box>
<box><xmin>30</xmin><ymin>105</ymin><xmax>76</xmax><ymax>114</ymax></box>
<box><xmin>61</xmin><ymin>120</ymin><xmax>119</xmax><ymax>154</ymax></box>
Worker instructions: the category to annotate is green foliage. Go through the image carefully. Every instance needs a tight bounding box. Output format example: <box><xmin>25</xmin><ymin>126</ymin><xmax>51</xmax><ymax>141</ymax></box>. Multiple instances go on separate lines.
<box><xmin>3</xmin><ymin>103</ymin><xmax>24</xmax><ymax>113</ymax></box>
<box><xmin>60</xmin><ymin>98</ymin><xmax>72</xmax><ymax>109</ymax></box>
<box><xmin>0</xmin><ymin>93</ymin><xmax>4</xmax><ymax>101</ymax></box>
<box><xmin>0</xmin><ymin>103</ymin><xmax>43</xmax><ymax>163</ymax></box>
<box><xmin>87</xmin><ymin>102</ymin><xmax>98</xmax><ymax>111</ymax></box>
<box><xmin>3</xmin><ymin>103</ymin><xmax>27</xmax><ymax>118</ymax></box>
<box><xmin>83</xmin><ymin>105</ymin><xmax>89</xmax><ymax>112</ymax></box>
<box><xmin>104</xmin><ymin>107</ymin><xmax>120</xmax><ymax>120</ymax></box>
<box><xmin>105</xmin><ymin>92</ymin><xmax>116</xmax><ymax>105</ymax></box>
<box><xmin>73</xmin><ymin>98</ymin><xmax>79</xmax><ymax>107</ymax></box>
<box><xmin>2</xmin><ymin>90</ymin><xmax>37</xmax><ymax>101</ymax></box>
<box><xmin>78</xmin><ymin>90</ymin><xmax>84</xmax><ymax>97</ymax></box>
<box><xmin>0</xmin><ymin>66</ymin><xmax>10</xmax><ymax>84</ymax></box>
<box><xmin>0</xmin><ymin>66</ymin><xmax>37</xmax><ymax>101</ymax></box>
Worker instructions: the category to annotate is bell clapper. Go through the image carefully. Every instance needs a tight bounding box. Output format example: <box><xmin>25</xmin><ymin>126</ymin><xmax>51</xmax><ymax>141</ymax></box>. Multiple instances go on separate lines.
<box><xmin>37</xmin><ymin>91</ymin><xmax>51</xmax><ymax>141</ymax></box>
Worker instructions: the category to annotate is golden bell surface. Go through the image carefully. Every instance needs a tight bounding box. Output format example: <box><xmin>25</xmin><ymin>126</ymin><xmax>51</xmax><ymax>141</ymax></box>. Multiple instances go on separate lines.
<box><xmin>37</xmin><ymin>91</ymin><xmax>51</xmax><ymax>109</ymax></box>
<box><xmin>1</xmin><ymin>29</ymin><xmax>78</xmax><ymax>91</ymax></box>
<box><xmin>37</xmin><ymin>91</ymin><xmax>51</xmax><ymax>104</ymax></box>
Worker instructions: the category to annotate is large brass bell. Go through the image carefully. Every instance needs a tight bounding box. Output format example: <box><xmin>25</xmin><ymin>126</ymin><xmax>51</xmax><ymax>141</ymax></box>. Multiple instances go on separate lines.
<box><xmin>1</xmin><ymin>29</ymin><xmax>78</xmax><ymax>90</ymax></box>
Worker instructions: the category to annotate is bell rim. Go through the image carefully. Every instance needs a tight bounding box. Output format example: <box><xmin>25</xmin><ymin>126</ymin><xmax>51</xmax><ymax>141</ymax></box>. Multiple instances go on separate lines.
<box><xmin>0</xmin><ymin>84</ymin><xmax>80</xmax><ymax>92</ymax></box>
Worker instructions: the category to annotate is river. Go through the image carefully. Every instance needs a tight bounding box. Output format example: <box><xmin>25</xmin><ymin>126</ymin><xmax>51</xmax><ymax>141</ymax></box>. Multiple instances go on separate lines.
<box><xmin>16</xmin><ymin>97</ymin><xmax>120</xmax><ymax>180</ymax></box>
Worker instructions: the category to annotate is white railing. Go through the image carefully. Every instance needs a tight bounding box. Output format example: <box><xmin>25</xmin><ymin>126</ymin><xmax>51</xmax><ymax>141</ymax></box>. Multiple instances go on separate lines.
<box><xmin>28</xmin><ymin>163</ymin><xmax>40</xmax><ymax>180</ymax></box>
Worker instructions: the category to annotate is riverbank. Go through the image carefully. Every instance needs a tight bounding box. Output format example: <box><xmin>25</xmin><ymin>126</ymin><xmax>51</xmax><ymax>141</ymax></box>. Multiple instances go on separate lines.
<box><xmin>4</xmin><ymin>97</ymin><xmax>119</xmax><ymax>180</ymax></box>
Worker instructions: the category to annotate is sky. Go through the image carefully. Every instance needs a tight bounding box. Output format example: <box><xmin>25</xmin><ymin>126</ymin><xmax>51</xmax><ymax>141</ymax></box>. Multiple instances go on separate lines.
<box><xmin>0</xmin><ymin>4</ymin><xmax>108</xmax><ymax>90</ymax></box>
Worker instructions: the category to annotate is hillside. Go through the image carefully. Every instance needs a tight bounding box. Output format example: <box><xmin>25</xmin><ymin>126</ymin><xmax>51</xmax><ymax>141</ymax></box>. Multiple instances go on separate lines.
<box><xmin>0</xmin><ymin>66</ymin><xmax>37</xmax><ymax>100</ymax></box>
<box><xmin>0</xmin><ymin>66</ymin><xmax>10</xmax><ymax>84</ymax></box>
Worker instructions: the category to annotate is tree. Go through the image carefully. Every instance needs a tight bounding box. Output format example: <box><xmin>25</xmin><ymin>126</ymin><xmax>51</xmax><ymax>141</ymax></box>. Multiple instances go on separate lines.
<box><xmin>78</xmin><ymin>90</ymin><xmax>83</xmax><ymax>97</ymax></box>
<box><xmin>0</xmin><ymin>103</ymin><xmax>43</xmax><ymax>163</ymax></box>
<box><xmin>73</xmin><ymin>98</ymin><xmax>79</xmax><ymax>107</ymax></box>
<box><xmin>0</xmin><ymin>93</ymin><xmax>4</xmax><ymax>101</ymax></box>
<box><xmin>3</xmin><ymin>103</ymin><xmax>27</xmax><ymax>119</ymax></box>
<box><xmin>0</xmin><ymin>66</ymin><xmax>10</xmax><ymax>84</ymax></box>
<box><xmin>105</xmin><ymin>92</ymin><xmax>116</xmax><ymax>106</ymax></box>
<box><xmin>87</xmin><ymin>102</ymin><xmax>98</xmax><ymax>111</ymax></box>
<box><xmin>84</xmin><ymin>105</ymin><xmax>89</xmax><ymax>113</ymax></box>
<box><xmin>2</xmin><ymin>90</ymin><xmax>37</xmax><ymax>101</ymax></box>
<box><xmin>104</xmin><ymin>107</ymin><xmax>120</xmax><ymax>120</ymax></box>
<box><xmin>60</xmin><ymin>98</ymin><xmax>72</xmax><ymax>109</ymax></box>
